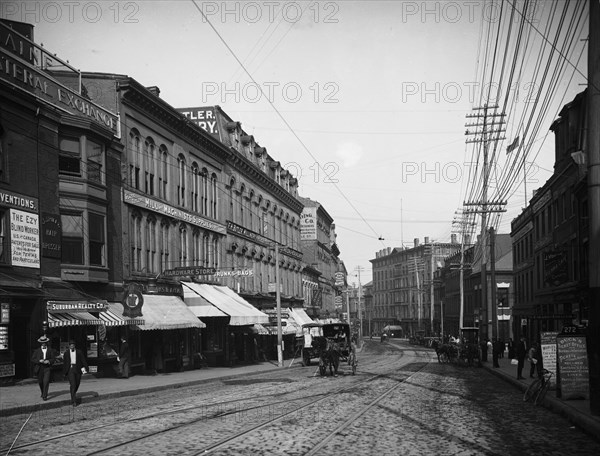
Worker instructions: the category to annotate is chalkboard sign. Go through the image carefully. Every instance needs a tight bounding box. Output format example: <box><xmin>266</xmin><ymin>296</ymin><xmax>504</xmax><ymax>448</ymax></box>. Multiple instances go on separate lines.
<box><xmin>556</xmin><ymin>335</ymin><xmax>589</xmax><ymax>400</ymax></box>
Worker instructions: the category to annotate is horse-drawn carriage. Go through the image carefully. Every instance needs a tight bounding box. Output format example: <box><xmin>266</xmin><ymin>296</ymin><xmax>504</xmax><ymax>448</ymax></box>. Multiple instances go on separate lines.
<box><xmin>301</xmin><ymin>322</ymin><xmax>357</xmax><ymax>376</ymax></box>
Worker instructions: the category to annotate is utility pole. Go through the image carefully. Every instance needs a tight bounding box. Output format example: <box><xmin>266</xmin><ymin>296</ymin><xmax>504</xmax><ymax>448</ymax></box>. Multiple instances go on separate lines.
<box><xmin>430</xmin><ymin>244</ymin><xmax>435</xmax><ymax>335</ymax></box>
<box><xmin>587</xmin><ymin>0</ymin><xmax>600</xmax><ymax>415</ymax></box>
<box><xmin>275</xmin><ymin>244</ymin><xmax>282</xmax><ymax>368</ymax></box>
<box><xmin>453</xmin><ymin>209</ymin><xmax>475</xmax><ymax>332</ymax></box>
<box><xmin>465</xmin><ymin>104</ymin><xmax>506</xmax><ymax>342</ymax></box>
<box><xmin>413</xmin><ymin>256</ymin><xmax>422</xmax><ymax>332</ymax></box>
<box><xmin>489</xmin><ymin>227</ymin><xmax>498</xmax><ymax>340</ymax></box>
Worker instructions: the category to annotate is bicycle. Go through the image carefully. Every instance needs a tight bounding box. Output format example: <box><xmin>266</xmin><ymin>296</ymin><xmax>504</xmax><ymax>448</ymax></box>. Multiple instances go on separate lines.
<box><xmin>523</xmin><ymin>368</ymin><xmax>553</xmax><ymax>405</ymax></box>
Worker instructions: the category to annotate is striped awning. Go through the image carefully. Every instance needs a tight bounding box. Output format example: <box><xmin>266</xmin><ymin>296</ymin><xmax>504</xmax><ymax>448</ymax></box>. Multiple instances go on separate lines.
<box><xmin>48</xmin><ymin>311</ymin><xmax>102</xmax><ymax>328</ymax></box>
<box><xmin>100</xmin><ymin>303</ymin><xmax>145</xmax><ymax>326</ymax></box>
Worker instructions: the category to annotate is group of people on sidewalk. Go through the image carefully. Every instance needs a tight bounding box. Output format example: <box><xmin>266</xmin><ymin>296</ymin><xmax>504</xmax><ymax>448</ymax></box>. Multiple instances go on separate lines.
<box><xmin>514</xmin><ymin>336</ymin><xmax>543</xmax><ymax>380</ymax></box>
<box><xmin>31</xmin><ymin>335</ymin><xmax>131</xmax><ymax>406</ymax></box>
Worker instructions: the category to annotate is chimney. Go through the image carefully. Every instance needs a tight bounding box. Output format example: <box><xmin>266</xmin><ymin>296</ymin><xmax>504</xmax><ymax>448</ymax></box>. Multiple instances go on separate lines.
<box><xmin>451</xmin><ymin>234</ymin><xmax>457</xmax><ymax>244</ymax></box>
<box><xmin>424</xmin><ymin>236</ymin><xmax>430</xmax><ymax>244</ymax></box>
<box><xmin>146</xmin><ymin>86</ymin><xmax>161</xmax><ymax>97</ymax></box>
<box><xmin>414</xmin><ymin>238</ymin><xmax>420</xmax><ymax>248</ymax></box>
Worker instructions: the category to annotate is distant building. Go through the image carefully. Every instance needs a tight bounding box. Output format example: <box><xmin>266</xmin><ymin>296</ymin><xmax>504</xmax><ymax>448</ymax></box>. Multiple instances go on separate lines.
<box><xmin>371</xmin><ymin>238</ymin><xmax>461</xmax><ymax>337</ymax></box>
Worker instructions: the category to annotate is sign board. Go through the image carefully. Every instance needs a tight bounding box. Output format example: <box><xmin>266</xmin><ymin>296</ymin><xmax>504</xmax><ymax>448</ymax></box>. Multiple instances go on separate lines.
<box><xmin>334</xmin><ymin>272</ymin><xmax>345</xmax><ymax>287</ymax></box>
<box><xmin>41</xmin><ymin>213</ymin><xmax>61</xmax><ymax>258</ymax></box>
<box><xmin>10</xmin><ymin>208</ymin><xmax>40</xmax><ymax>268</ymax></box>
<box><xmin>0</xmin><ymin>326</ymin><xmax>8</xmax><ymax>350</ymax></box>
<box><xmin>0</xmin><ymin>303</ymin><xmax>10</xmax><ymax>324</ymax></box>
<box><xmin>268</xmin><ymin>283</ymin><xmax>283</xmax><ymax>293</ymax></box>
<box><xmin>300</xmin><ymin>207</ymin><xmax>317</xmax><ymax>240</ymax></box>
<box><xmin>544</xmin><ymin>251</ymin><xmax>568</xmax><ymax>286</ymax></box>
<box><xmin>163</xmin><ymin>267</ymin><xmax>217</xmax><ymax>277</ymax></box>
<box><xmin>0</xmin><ymin>363</ymin><xmax>15</xmax><ymax>377</ymax></box>
<box><xmin>176</xmin><ymin>107</ymin><xmax>221</xmax><ymax>140</ymax></box>
<box><xmin>47</xmin><ymin>300</ymin><xmax>109</xmax><ymax>312</ymax></box>
<box><xmin>556</xmin><ymin>334</ymin><xmax>589</xmax><ymax>399</ymax></box>
<box><xmin>540</xmin><ymin>331</ymin><xmax>558</xmax><ymax>378</ymax></box>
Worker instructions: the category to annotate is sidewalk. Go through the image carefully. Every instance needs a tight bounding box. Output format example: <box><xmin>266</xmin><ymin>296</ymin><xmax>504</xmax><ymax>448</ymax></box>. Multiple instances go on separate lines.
<box><xmin>482</xmin><ymin>355</ymin><xmax>600</xmax><ymax>440</ymax></box>
<box><xmin>0</xmin><ymin>357</ymin><xmax>302</xmax><ymax>418</ymax></box>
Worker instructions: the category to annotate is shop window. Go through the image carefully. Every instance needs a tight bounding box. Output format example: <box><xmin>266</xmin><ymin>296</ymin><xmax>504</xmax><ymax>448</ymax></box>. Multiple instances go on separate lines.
<box><xmin>61</xmin><ymin>213</ymin><xmax>84</xmax><ymax>264</ymax></box>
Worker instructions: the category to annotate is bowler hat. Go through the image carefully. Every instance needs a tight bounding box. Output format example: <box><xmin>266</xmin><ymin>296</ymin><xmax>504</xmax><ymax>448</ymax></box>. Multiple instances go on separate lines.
<box><xmin>37</xmin><ymin>335</ymin><xmax>50</xmax><ymax>344</ymax></box>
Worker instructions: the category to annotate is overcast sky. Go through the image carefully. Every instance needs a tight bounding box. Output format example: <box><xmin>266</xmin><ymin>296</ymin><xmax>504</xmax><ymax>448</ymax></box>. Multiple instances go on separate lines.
<box><xmin>5</xmin><ymin>0</ymin><xmax>588</xmax><ymax>285</ymax></box>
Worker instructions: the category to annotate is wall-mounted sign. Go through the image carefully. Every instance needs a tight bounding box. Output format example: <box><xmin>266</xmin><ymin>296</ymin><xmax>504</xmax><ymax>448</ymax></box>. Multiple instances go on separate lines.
<box><xmin>124</xmin><ymin>190</ymin><xmax>226</xmax><ymax>234</ymax></box>
<box><xmin>176</xmin><ymin>106</ymin><xmax>221</xmax><ymax>140</ymax></box>
<box><xmin>0</xmin><ymin>326</ymin><xmax>8</xmax><ymax>350</ymax></box>
<box><xmin>41</xmin><ymin>213</ymin><xmax>61</xmax><ymax>258</ymax></box>
<box><xmin>300</xmin><ymin>207</ymin><xmax>317</xmax><ymax>240</ymax></box>
<box><xmin>47</xmin><ymin>300</ymin><xmax>109</xmax><ymax>312</ymax></box>
<box><xmin>0</xmin><ymin>191</ymin><xmax>37</xmax><ymax>211</ymax></box>
<box><xmin>0</xmin><ymin>363</ymin><xmax>15</xmax><ymax>377</ymax></box>
<box><xmin>122</xmin><ymin>283</ymin><xmax>144</xmax><ymax>318</ymax></box>
<box><xmin>540</xmin><ymin>331</ymin><xmax>558</xmax><ymax>379</ymax></box>
<box><xmin>10</xmin><ymin>208</ymin><xmax>39</xmax><ymax>268</ymax></box>
<box><xmin>0</xmin><ymin>49</ymin><xmax>119</xmax><ymax>136</ymax></box>
<box><xmin>163</xmin><ymin>267</ymin><xmax>217</xmax><ymax>277</ymax></box>
<box><xmin>0</xmin><ymin>303</ymin><xmax>10</xmax><ymax>324</ymax></box>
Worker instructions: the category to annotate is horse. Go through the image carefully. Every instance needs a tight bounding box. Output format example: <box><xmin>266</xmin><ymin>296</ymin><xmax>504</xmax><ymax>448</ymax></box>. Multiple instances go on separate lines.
<box><xmin>313</xmin><ymin>336</ymin><xmax>340</xmax><ymax>376</ymax></box>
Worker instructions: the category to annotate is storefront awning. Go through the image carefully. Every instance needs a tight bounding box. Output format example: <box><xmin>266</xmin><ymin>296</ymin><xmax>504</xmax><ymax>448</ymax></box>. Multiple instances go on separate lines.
<box><xmin>100</xmin><ymin>303</ymin><xmax>145</xmax><ymax>326</ymax></box>
<box><xmin>48</xmin><ymin>311</ymin><xmax>102</xmax><ymax>328</ymax></box>
<box><xmin>133</xmin><ymin>295</ymin><xmax>206</xmax><ymax>330</ymax></box>
<box><xmin>181</xmin><ymin>283</ymin><xmax>269</xmax><ymax>326</ymax></box>
<box><xmin>288</xmin><ymin>307</ymin><xmax>314</xmax><ymax>326</ymax></box>
<box><xmin>182</xmin><ymin>284</ymin><xmax>228</xmax><ymax>318</ymax></box>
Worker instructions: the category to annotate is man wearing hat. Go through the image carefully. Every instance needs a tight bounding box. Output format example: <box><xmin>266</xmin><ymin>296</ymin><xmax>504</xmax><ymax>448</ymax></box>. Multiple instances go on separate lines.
<box><xmin>62</xmin><ymin>340</ymin><xmax>88</xmax><ymax>406</ymax></box>
<box><xmin>31</xmin><ymin>335</ymin><xmax>58</xmax><ymax>401</ymax></box>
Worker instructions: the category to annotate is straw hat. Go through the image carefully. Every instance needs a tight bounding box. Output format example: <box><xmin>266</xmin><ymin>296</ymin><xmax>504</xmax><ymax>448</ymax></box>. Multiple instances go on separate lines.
<box><xmin>37</xmin><ymin>335</ymin><xmax>50</xmax><ymax>344</ymax></box>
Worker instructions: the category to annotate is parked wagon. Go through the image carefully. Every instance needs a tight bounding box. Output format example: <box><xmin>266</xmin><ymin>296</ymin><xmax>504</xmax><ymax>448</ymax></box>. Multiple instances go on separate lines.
<box><xmin>301</xmin><ymin>322</ymin><xmax>357</xmax><ymax>376</ymax></box>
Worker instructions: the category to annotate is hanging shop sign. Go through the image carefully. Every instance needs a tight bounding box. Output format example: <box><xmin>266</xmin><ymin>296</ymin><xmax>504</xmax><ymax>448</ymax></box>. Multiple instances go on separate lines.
<box><xmin>122</xmin><ymin>283</ymin><xmax>144</xmax><ymax>318</ymax></box>
<box><xmin>41</xmin><ymin>213</ymin><xmax>61</xmax><ymax>258</ymax></box>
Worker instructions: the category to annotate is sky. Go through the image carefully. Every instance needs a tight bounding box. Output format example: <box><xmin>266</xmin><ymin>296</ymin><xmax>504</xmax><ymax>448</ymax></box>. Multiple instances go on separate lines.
<box><xmin>2</xmin><ymin>0</ymin><xmax>589</xmax><ymax>285</ymax></box>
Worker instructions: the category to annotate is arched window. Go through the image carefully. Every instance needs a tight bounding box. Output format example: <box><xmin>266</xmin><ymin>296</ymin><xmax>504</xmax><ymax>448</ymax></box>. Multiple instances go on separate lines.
<box><xmin>129</xmin><ymin>130</ymin><xmax>141</xmax><ymax>189</ymax></box>
<box><xmin>159</xmin><ymin>145</ymin><xmax>168</xmax><ymax>199</ymax></box>
<box><xmin>210</xmin><ymin>173</ymin><xmax>218</xmax><ymax>218</ymax></box>
<box><xmin>179</xmin><ymin>224</ymin><xmax>187</xmax><ymax>266</ymax></box>
<box><xmin>144</xmin><ymin>138</ymin><xmax>155</xmax><ymax>195</ymax></box>
<box><xmin>192</xmin><ymin>229</ymin><xmax>201</xmax><ymax>266</ymax></box>
<box><xmin>177</xmin><ymin>154</ymin><xmax>186</xmax><ymax>207</ymax></box>
<box><xmin>160</xmin><ymin>220</ymin><xmax>170</xmax><ymax>270</ymax></box>
<box><xmin>202</xmin><ymin>168</ymin><xmax>209</xmax><ymax>216</ymax></box>
<box><xmin>212</xmin><ymin>237</ymin><xmax>219</xmax><ymax>268</ymax></box>
<box><xmin>248</xmin><ymin>190</ymin><xmax>255</xmax><ymax>231</ymax></box>
<box><xmin>191</xmin><ymin>162</ymin><xmax>200</xmax><ymax>212</ymax></box>
<box><xmin>203</xmin><ymin>234</ymin><xmax>210</xmax><ymax>266</ymax></box>
<box><xmin>146</xmin><ymin>217</ymin><xmax>157</xmax><ymax>273</ymax></box>
<box><xmin>239</xmin><ymin>184</ymin><xmax>245</xmax><ymax>226</ymax></box>
<box><xmin>228</xmin><ymin>178</ymin><xmax>234</xmax><ymax>221</ymax></box>
<box><xmin>131</xmin><ymin>212</ymin><xmax>142</xmax><ymax>272</ymax></box>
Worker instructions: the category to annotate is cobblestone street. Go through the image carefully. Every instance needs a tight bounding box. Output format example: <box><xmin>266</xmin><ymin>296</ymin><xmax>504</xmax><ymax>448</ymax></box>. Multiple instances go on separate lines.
<box><xmin>1</xmin><ymin>344</ymin><xmax>598</xmax><ymax>455</ymax></box>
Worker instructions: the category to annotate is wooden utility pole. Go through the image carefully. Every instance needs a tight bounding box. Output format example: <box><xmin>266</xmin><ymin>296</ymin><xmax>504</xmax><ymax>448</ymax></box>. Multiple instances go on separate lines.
<box><xmin>465</xmin><ymin>105</ymin><xmax>506</xmax><ymax>341</ymax></box>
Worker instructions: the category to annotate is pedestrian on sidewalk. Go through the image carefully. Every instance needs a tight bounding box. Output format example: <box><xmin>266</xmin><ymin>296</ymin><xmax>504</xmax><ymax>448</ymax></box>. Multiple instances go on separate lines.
<box><xmin>62</xmin><ymin>340</ymin><xmax>88</xmax><ymax>406</ymax></box>
<box><xmin>507</xmin><ymin>338</ymin><xmax>515</xmax><ymax>359</ymax></box>
<box><xmin>516</xmin><ymin>336</ymin><xmax>527</xmax><ymax>379</ymax></box>
<box><xmin>117</xmin><ymin>336</ymin><xmax>130</xmax><ymax>379</ymax></box>
<box><xmin>31</xmin><ymin>335</ymin><xmax>58</xmax><ymax>401</ymax></box>
<box><xmin>492</xmin><ymin>339</ymin><xmax>501</xmax><ymax>368</ymax></box>
<box><xmin>529</xmin><ymin>342</ymin><xmax>542</xmax><ymax>378</ymax></box>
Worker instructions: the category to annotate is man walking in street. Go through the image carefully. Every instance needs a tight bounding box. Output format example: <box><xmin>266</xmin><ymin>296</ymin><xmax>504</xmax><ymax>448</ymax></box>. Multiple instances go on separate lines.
<box><xmin>62</xmin><ymin>340</ymin><xmax>88</xmax><ymax>406</ymax></box>
<box><xmin>31</xmin><ymin>335</ymin><xmax>57</xmax><ymax>401</ymax></box>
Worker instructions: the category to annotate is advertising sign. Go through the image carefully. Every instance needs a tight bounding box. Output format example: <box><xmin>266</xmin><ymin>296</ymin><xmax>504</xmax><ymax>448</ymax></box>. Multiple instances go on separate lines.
<box><xmin>300</xmin><ymin>207</ymin><xmax>317</xmax><ymax>240</ymax></box>
<box><xmin>540</xmin><ymin>331</ymin><xmax>558</xmax><ymax>378</ymax></box>
<box><xmin>176</xmin><ymin>107</ymin><xmax>221</xmax><ymax>140</ymax></box>
<box><xmin>41</xmin><ymin>213</ymin><xmax>61</xmax><ymax>258</ymax></box>
<box><xmin>556</xmin><ymin>333</ymin><xmax>589</xmax><ymax>400</ymax></box>
<box><xmin>0</xmin><ymin>326</ymin><xmax>8</xmax><ymax>350</ymax></box>
<box><xmin>10</xmin><ymin>209</ymin><xmax>39</xmax><ymax>268</ymax></box>
<box><xmin>0</xmin><ymin>303</ymin><xmax>9</xmax><ymax>324</ymax></box>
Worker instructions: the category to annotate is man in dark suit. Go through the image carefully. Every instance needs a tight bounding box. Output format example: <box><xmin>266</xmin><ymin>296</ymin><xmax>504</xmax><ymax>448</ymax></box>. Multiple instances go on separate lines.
<box><xmin>31</xmin><ymin>335</ymin><xmax>58</xmax><ymax>401</ymax></box>
<box><xmin>117</xmin><ymin>336</ymin><xmax>130</xmax><ymax>379</ymax></box>
<box><xmin>62</xmin><ymin>340</ymin><xmax>88</xmax><ymax>406</ymax></box>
